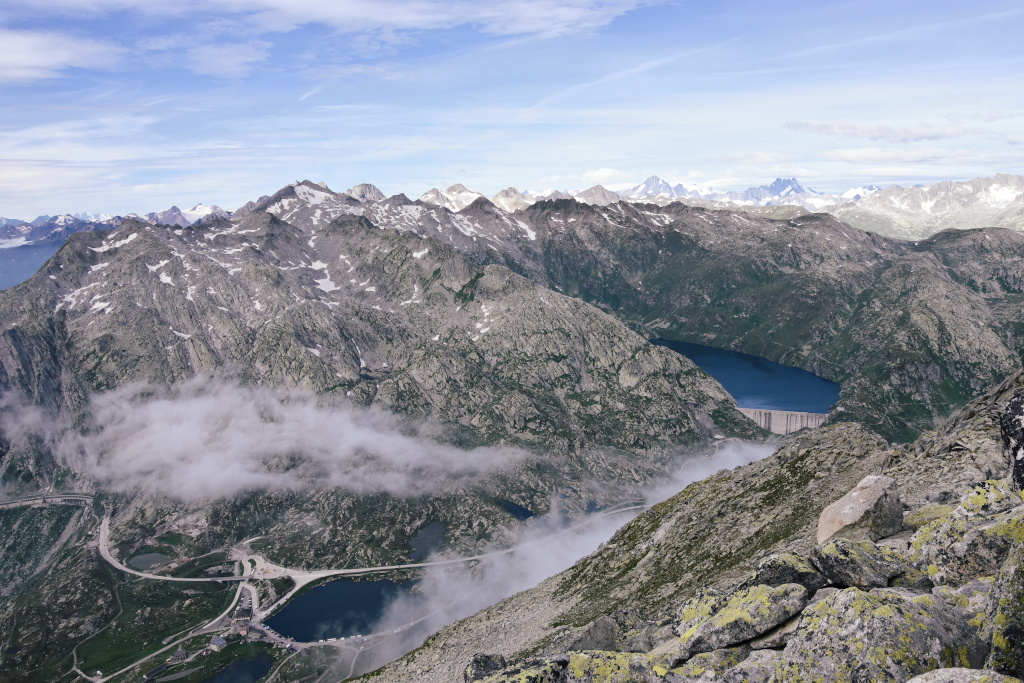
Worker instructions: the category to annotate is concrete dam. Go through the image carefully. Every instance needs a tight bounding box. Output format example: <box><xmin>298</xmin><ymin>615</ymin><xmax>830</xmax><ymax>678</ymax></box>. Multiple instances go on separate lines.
<box><xmin>738</xmin><ymin>408</ymin><xmax>828</xmax><ymax>435</ymax></box>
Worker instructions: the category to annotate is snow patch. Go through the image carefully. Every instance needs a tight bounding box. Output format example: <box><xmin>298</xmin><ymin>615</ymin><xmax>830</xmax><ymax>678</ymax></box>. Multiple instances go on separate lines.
<box><xmin>90</xmin><ymin>232</ymin><xmax>138</xmax><ymax>253</ymax></box>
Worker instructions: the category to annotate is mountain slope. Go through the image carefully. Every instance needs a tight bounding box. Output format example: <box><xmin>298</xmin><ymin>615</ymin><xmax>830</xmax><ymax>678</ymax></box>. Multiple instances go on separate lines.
<box><xmin>363</xmin><ymin>370</ymin><xmax>1023</xmax><ymax>683</ymax></box>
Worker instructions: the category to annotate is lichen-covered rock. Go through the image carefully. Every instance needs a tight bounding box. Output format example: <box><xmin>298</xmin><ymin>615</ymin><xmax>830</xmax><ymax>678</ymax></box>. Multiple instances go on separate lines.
<box><xmin>933</xmin><ymin>578</ymin><xmax>995</xmax><ymax>641</ymax></box>
<box><xmin>669</xmin><ymin>646</ymin><xmax>751</xmax><ymax>680</ymax></box>
<box><xmin>748</xmin><ymin>614</ymin><xmax>801</xmax><ymax>650</ymax></box>
<box><xmin>480</xmin><ymin>651</ymin><xmax>663</xmax><ymax>683</ymax></box>
<box><xmin>479</xmin><ymin>654</ymin><xmax>569</xmax><ymax>683</ymax></box>
<box><xmin>907</xmin><ymin>482</ymin><xmax>1023</xmax><ymax>586</ymax></box>
<box><xmin>716</xmin><ymin>649</ymin><xmax>787</xmax><ymax>683</ymax></box>
<box><xmin>986</xmin><ymin>541</ymin><xmax>1024</xmax><ymax>677</ymax></box>
<box><xmin>813</xmin><ymin>538</ymin><xmax>905</xmax><ymax>588</ymax></box>
<box><xmin>745</xmin><ymin>552</ymin><xmax>829</xmax><ymax>592</ymax></box>
<box><xmin>906</xmin><ymin>668</ymin><xmax>1023</xmax><ymax>683</ymax></box>
<box><xmin>565</xmin><ymin>651</ymin><xmax>656</xmax><ymax>683</ymax></box>
<box><xmin>1000</xmin><ymin>387</ymin><xmax>1024</xmax><ymax>491</ymax></box>
<box><xmin>773</xmin><ymin>587</ymin><xmax>987</xmax><ymax>681</ymax></box>
<box><xmin>467</xmin><ymin>654</ymin><xmax>509</xmax><ymax>682</ymax></box>
<box><xmin>676</xmin><ymin>584</ymin><xmax>807</xmax><ymax>660</ymax></box>
<box><xmin>672</xmin><ymin>589</ymin><xmax>727</xmax><ymax>639</ymax></box>
<box><xmin>817</xmin><ymin>474</ymin><xmax>904</xmax><ymax>544</ymax></box>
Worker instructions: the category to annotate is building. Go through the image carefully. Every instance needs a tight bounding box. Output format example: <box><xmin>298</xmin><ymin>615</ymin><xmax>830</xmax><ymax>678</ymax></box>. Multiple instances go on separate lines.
<box><xmin>209</xmin><ymin>636</ymin><xmax>228</xmax><ymax>652</ymax></box>
<box><xmin>167</xmin><ymin>647</ymin><xmax>188</xmax><ymax>664</ymax></box>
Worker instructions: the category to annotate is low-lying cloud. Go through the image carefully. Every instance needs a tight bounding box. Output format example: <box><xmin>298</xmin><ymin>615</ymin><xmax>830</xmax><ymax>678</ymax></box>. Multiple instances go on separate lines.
<box><xmin>347</xmin><ymin>440</ymin><xmax>777</xmax><ymax>675</ymax></box>
<box><xmin>49</xmin><ymin>375</ymin><xmax>526</xmax><ymax>500</ymax></box>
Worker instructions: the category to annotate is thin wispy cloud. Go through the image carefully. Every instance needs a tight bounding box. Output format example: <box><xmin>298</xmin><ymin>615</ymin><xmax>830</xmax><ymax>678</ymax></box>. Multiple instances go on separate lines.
<box><xmin>0</xmin><ymin>28</ymin><xmax>122</xmax><ymax>81</ymax></box>
<box><xmin>784</xmin><ymin>121</ymin><xmax>976</xmax><ymax>143</ymax></box>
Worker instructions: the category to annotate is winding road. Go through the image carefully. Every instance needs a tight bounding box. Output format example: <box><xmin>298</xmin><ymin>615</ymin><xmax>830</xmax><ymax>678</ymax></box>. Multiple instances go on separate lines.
<box><xmin>88</xmin><ymin>501</ymin><xmax>644</xmax><ymax>681</ymax></box>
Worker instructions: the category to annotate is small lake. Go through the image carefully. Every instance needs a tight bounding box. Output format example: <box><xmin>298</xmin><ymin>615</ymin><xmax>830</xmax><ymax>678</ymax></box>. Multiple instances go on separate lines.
<box><xmin>200</xmin><ymin>653</ymin><xmax>273</xmax><ymax>683</ymax></box>
<box><xmin>128</xmin><ymin>552</ymin><xmax>171</xmax><ymax>570</ymax></box>
<box><xmin>654</xmin><ymin>339</ymin><xmax>840</xmax><ymax>413</ymax></box>
<box><xmin>265</xmin><ymin>579</ymin><xmax>415</xmax><ymax>642</ymax></box>
<box><xmin>0</xmin><ymin>242</ymin><xmax>61</xmax><ymax>290</ymax></box>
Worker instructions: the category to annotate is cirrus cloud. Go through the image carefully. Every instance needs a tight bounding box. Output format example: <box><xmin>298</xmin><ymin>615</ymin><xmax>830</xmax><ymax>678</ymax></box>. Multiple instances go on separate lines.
<box><xmin>784</xmin><ymin>120</ymin><xmax>976</xmax><ymax>143</ymax></box>
<box><xmin>0</xmin><ymin>28</ymin><xmax>122</xmax><ymax>81</ymax></box>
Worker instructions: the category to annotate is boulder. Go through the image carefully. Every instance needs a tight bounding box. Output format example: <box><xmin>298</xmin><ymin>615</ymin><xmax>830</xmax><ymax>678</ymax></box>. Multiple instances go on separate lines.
<box><xmin>813</xmin><ymin>538</ymin><xmax>904</xmax><ymax>588</ymax></box>
<box><xmin>777</xmin><ymin>587</ymin><xmax>988</xmax><ymax>681</ymax></box>
<box><xmin>676</xmin><ymin>584</ymin><xmax>807</xmax><ymax>660</ymax></box>
<box><xmin>817</xmin><ymin>474</ymin><xmax>903</xmax><ymax>544</ymax></box>
<box><xmin>906</xmin><ymin>669</ymin><xmax>1023</xmax><ymax>683</ymax></box>
<box><xmin>746</xmin><ymin>552</ymin><xmax>829</xmax><ymax>592</ymax></box>
<box><xmin>672</xmin><ymin>589</ymin><xmax>728</xmax><ymax>639</ymax></box>
<box><xmin>564</xmin><ymin>651</ymin><xmax>655</xmax><ymax>682</ymax></box>
<box><xmin>669</xmin><ymin>645</ymin><xmax>751</xmax><ymax>679</ymax></box>
<box><xmin>560</xmin><ymin>616</ymin><xmax>620</xmax><ymax>653</ymax></box>
<box><xmin>748</xmin><ymin>615</ymin><xmax>801</xmax><ymax>650</ymax></box>
<box><xmin>907</xmin><ymin>482</ymin><xmax>1023</xmax><ymax>586</ymax></box>
<box><xmin>466</xmin><ymin>654</ymin><xmax>509</xmax><ymax>682</ymax></box>
<box><xmin>1000</xmin><ymin>387</ymin><xmax>1024</xmax><ymax>491</ymax></box>
<box><xmin>987</xmin><ymin>541</ymin><xmax>1024</xmax><ymax>677</ymax></box>
<box><xmin>933</xmin><ymin>577</ymin><xmax>995</xmax><ymax>641</ymax></box>
<box><xmin>716</xmin><ymin>649</ymin><xmax>788</xmax><ymax>683</ymax></box>
<box><xmin>477</xmin><ymin>654</ymin><xmax>568</xmax><ymax>683</ymax></box>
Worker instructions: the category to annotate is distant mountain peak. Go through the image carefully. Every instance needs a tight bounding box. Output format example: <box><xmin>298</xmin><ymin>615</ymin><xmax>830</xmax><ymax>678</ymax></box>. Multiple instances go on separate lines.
<box><xmin>346</xmin><ymin>183</ymin><xmax>386</xmax><ymax>203</ymax></box>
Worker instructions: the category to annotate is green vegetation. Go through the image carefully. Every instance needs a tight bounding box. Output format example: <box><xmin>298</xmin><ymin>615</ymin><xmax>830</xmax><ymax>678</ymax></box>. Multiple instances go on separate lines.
<box><xmin>74</xmin><ymin>578</ymin><xmax>235</xmax><ymax>674</ymax></box>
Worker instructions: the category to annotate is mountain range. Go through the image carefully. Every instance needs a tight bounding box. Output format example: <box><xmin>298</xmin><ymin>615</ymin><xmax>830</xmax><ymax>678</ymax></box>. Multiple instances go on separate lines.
<box><xmin>3</xmin><ymin>173</ymin><xmax>1024</xmax><ymax>681</ymax></box>
<box><xmin>5</xmin><ymin>175</ymin><xmax>1023</xmax><ymax>252</ymax></box>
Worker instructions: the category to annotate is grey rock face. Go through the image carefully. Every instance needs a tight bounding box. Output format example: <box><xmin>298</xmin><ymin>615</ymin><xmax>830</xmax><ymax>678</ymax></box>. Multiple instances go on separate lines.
<box><xmin>559</xmin><ymin>616</ymin><xmax>619</xmax><ymax>653</ymax></box>
<box><xmin>672</xmin><ymin>589</ymin><xmax>728</xmax><ymax>639</ymax></box>
<box><xmin>906</xmin><ymin>669</ymin><xmax>1023</xmax><ymax>683</ymax></box>
<box><xmin>677</xmin><ymin>584</ymin><xmax>807</xmax><ymax>659</ymax></box>
<box><xmin>746</xmin><ymin>552</ymin><xmax>830</xmax><ymax>593</ymax></box>
<box><xmin>987</xmin><ymin>540</ymin><xmax>1024</xmax><ymax>677</ymax></box>
<box><xmin>907</xmin><ymin>480</ymin><xmax>1022</xmax><ymax>586</ymax></box>
<box><xmin>747</xmin><ymin>615</ymin><xmax>800</xmax><ymax>650</ymax></box>
<box><xmin>466</xmin><ymin>653</ymin><xmax>508</xmax><ymax>682</ymax></box>
<box><xmin>816</xmin><ymin>474</ymin><xmax>903</xmax><ymax>544</ymax></box>
<box><xmin>813</xmin><ymin>538</ymin><xmax>904</xmax><ymax>588</ymax></box>
<box><xmin>1000</xmin><ymin>388</ymin><xmax>1024</xmax><ymax>491</ymax></box>
<box><xmin>778</xmin><ymin>587</ymin><xmax>987</xmax><ymax>681</ymax></box>
<box><xmin>670</xmin><ymin>645</ymin><xmax>751</xmax><ymax>679</ymax></box>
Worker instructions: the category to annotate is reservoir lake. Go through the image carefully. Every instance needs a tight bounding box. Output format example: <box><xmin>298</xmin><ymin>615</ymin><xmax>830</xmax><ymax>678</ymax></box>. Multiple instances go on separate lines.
<box><xmin>265</xmin><ymin>578</ymin><xmax>414</xmax><ymax>642</ymax></box>
<box><xmin>654</xmin><ymin>339</ymin><xmax>840</xmax><ymax>413</ymax></box>
<box><xmin>199</xmin><ymin>653</ymin><xmax>273</xmax><ymax>683</ymax></box>
<box><xmin>262</xmin><ymin>341</ymin><xmax>839</xmax><ymax>643</ymax></box>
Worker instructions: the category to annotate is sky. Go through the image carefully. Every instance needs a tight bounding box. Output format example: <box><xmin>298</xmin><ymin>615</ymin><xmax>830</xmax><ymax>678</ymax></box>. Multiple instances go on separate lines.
<box><xmin>0</xmin><ymin>0</ymin><xmax>1022</xmax><ymax>219</ymax></box>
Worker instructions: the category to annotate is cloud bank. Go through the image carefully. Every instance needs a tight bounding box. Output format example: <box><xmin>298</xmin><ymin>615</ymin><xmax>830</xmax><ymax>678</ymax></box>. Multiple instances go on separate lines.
<box><xmin>49</xmin><ymin>375</ymin><xmax>525</xmax><ymax>500</ymax></box>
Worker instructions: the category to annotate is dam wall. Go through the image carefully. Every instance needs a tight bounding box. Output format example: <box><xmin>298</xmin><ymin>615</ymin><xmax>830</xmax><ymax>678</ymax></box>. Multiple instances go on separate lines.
<box><xmin>738</xmin><ymin>408</ymin><xmax>828</xmax><ymax>435</ymax></box>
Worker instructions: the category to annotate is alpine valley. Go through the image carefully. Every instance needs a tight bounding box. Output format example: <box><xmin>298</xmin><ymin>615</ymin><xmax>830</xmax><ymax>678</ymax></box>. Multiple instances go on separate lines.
<box><xmin>2</xmin><ymin>175</ymin><xmax>1024</xmax><ymax>683</ymax></box>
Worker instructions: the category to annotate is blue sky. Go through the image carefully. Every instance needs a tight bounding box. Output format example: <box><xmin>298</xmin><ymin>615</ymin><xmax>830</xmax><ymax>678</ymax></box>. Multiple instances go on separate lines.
<box><xmin>0</xmin><ymin>0</ymin><xmax>1022</xmax><ymax>218</ymax></box>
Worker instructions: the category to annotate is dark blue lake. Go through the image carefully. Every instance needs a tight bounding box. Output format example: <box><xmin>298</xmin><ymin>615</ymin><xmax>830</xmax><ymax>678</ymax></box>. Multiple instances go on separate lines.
<box><xmin>0</xmin><ymin>242</ymin><xmax>61</xmax><ymax>290</ymax></box>
<box><xmin>200</xmin><ymin>653</ymin><xmax>272</xmax><ymax>683</ymax></box>
<box><xmin>654</xmin><ymin>339</ymin><xmax>840</xmax><ymax>413</ymax></box>
<box><xmin>265</xmin><ymin>579</ymin><xmax>414</xmax><ymax>642</ymax></box>
<box><xmin>409</xmin><ymin>521</ymin><xmax>446</xmax><ymax>561</ymax></box>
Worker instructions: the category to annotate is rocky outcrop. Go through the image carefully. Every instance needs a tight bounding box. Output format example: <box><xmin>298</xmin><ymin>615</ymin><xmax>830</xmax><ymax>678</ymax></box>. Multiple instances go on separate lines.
<box><xmin>1000</xmin><ymin>388</ymin><xmax>1024</xmax><ymax>491</ymax></box>
<box><xmin>813</xmin><ymin>538</ymin><xmax>906</xmax><ymax>588</ymax></box>
<box><xmin>683</xmin><ymin>584</ymin><xmax>807</xmax><ymax>656</ymax></box>
<box><xmin>987</xmin><ymin>540</ymin><xmax>1024</xmax><ymax>677</ymax></box>
<box><xmin>817</xmin><ymin>474</ymin><xmax>903</xmax><ymax>544</ymax></box>
<box><xmin>907</xmin><ymin>670</ymin><xmax>1023</xmax><ymax>683</ymax></box>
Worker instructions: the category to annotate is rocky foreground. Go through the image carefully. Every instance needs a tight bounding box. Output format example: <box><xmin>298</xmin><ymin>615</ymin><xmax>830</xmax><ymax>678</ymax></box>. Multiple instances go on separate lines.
<box><xmin>358</xmin><ymin>371</ymin><xmax>1024</xmax><ymax>683</ymax></box>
